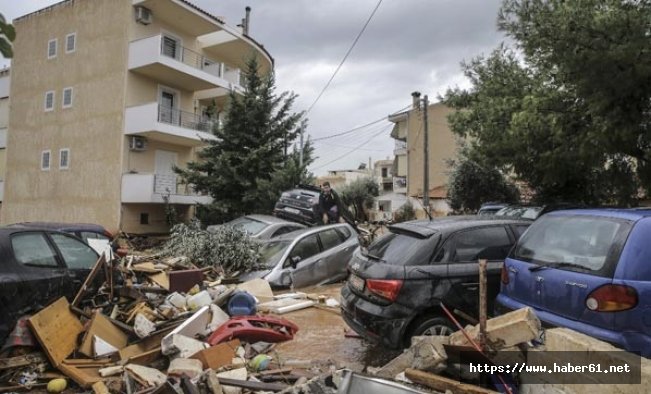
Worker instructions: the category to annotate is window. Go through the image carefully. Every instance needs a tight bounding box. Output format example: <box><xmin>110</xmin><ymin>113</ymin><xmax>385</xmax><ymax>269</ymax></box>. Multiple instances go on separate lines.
<box><xmin>47</xmin><ymin>38</ymin><xmax>57</xmax><ymax>59</ymax></box>
<box><xmin>41</xmin><ymin>150</ymin><xmax>51</xmax><ymax>171</ymax></box>
<box><xmin>335</xmin><ymin>226</ymin><xmax>352</xmax><ymax>241</ymax></box>
<box><xmin>286</xmin><ymin>234</ymin><xmax>320</xmax><ymax>267</ymax></box>
<box><xmin>80</xmin><ymin>231</ymin><xmax>110</xmax><ymax>242</ymax></box>
<box><xmin>319</xmin><ymin>229</ymin><xmax>342</xmax><ymax>251</ymax></box>
<box><xmin>65</xmin><ymin>33</ymin><xmax>76</xmax><ymax>53</ymax></box>
<box><xmin>271</xmin><ymin>226</ymin><xmax>300</xmax><ymax>238</ymax></box>
<box><xmin>161</xmin><ymin>35</ymin><xmax>181</xmax><ymax>59</ymax></box>
<box><xmin>50</xmin><ymin>234</ymin><xmax>98</xmax><ymax>269</ymax></box>
<box><xmin>62</xmin><ymin>87</ymin><xmax>73</xmax><ymax>108</ymax></box>
<box><xmin>140</xmin><ymin>213</ymin><xmax>149</xmax><ymax>225</ymax></box>
<box><xmin>452</xmin><ymin>227</ymin><xmax>512</xmax><ymax>262</ymax></box>
<box><xmin>59</xmin><ymin>149</ymin><xmax>70</xmax><ymax>169</ymax></box>
<box><xmin>512</xmin><ymin>225</ymin><xmax>530</xmax><ymax>240</ymax></box>
<box><xmin>12</xmin><ymin>233</ymin><xmax>59</xmax><ymax>268</ymax></box>
<box><xmin>382</xmin><ymin>168</ymin><xmax>388</xmax><ymax>177</ymax></box>
<box><xmin>367</xmin><ymin>232</ymin><xmax>438</xmax><ymax>266</ymax></box>
<box><xmin>44</xmin><ymin>91</ymin><xmax>55</xmax><ymax>111</ymax></box>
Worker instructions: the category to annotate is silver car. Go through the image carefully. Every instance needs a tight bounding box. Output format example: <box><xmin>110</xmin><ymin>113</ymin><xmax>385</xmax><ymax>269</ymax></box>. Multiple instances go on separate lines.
<box><xmin>206</xmin><ymin>214</ymin><xmax>306</xmax><ymax>240</ymax></box>
<box><xmin>241</xmin><ymin>223</ymin><xmax>360</xmax><ymax>288</ymax></box>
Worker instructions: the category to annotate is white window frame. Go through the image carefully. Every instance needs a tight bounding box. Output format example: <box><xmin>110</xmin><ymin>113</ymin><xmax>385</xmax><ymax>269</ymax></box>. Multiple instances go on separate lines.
<box><xmin>62</xmin><ymin>87</ymin><xmax>73</xmax><ymax>109</ymax></box>
<box><xmin>41</xmin><ymin>150</ymin><xmax>51</xmax><ymax>171</ymax></box>
<box><xmin>65</xmin><ymin>32</ymin><xmax>76</xmax><ymax>54</ymax></box>
<box><xmin>47</xmin><ymin>38</ymin><xmax>57</xmax><ymax>59</ymax></box>
<box><xmin>160</xmin><ymin>30</ymin><xmax>183</xmax><ymax>61</ymax></box>
<box><xmin>59</xmin><ymin>148</ymin><xmax>70</xmax><ymax>170</ymax></box>
<box><xmin>44</xmin><ymin>91</ymin><xmax>55</xmax><ymax>112</ymax></box>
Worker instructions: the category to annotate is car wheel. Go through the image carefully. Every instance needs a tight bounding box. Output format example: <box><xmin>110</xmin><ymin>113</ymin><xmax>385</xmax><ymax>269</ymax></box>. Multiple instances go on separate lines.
<box><xmin>410</xmin><ymin>315</ymin><xmax>456</xmax><ymax>338</ymax></box>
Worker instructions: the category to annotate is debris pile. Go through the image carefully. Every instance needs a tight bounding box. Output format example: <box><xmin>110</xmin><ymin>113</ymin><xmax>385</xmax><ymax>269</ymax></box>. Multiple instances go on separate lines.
<box><xmin>0</xmin><ymin>253</ymin><xmax>346</xmax><ymax>393</ymax></box>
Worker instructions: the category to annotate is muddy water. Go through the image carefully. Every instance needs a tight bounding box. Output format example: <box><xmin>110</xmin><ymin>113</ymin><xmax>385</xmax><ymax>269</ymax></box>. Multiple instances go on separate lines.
<box><xmin>273</xmin><ymin>283</ymin><xmax>401</xmax><ymax>371</ymax></box>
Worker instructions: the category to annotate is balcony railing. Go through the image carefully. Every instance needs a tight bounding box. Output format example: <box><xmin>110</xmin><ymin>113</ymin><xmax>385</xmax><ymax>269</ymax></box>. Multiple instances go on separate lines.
<box><xmin>158</xmin><ymin>105</ymin><xmax>216</xmax><ymax>133</ymax></box>
<box><xmin>121</xmin><ymin>173</ymin><xmax>212</xmax><ymax>205</ymax></box>
<box><xmin>161</xmin><ymin>37</ymin><xmax>224</xmax><ymax>79</ymax></box>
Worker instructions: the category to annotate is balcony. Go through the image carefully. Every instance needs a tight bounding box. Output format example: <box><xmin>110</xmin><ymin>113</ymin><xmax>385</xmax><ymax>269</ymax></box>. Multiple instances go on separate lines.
<box><xmin>0</xmin><ymin>180</ymin><xmax>4</xmax><ymax>202</ymax></box>
<box><xmin>121</xmin><ymin>173</ymin><xmax>212</xmax><ymax>205</ymax></box>
<box><xmin>124</xmin><ymin>102</ymin><xmax>217</xmax><ymax>146</ymax></box>
<box><xmin>128</xmin><ymin>35</ymin><xmax>243</xmax><ymax>92</ymax></box>
<box><xmin>394</xmin><ymin>140</ymin><xmax>407</xmax><ymax>156</ymax></box>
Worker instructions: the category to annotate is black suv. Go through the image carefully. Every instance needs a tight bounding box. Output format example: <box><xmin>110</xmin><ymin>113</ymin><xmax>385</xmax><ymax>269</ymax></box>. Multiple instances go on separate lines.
<box><xmin>340</xmin><ymin>216</ymin><xmax>530</xmax><ymax>348</ymax></box>
<box><xmin>273</xmin><ymin>184</ymin><xmax>322</xmax><ymax>225</ymax></box>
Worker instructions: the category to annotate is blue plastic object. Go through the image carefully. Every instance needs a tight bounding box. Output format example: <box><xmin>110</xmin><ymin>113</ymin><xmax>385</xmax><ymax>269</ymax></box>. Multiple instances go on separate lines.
<box><xmin>227</xmin><ymin>291</ymin><xmax>257</xmax><ymax>316</ymax></box>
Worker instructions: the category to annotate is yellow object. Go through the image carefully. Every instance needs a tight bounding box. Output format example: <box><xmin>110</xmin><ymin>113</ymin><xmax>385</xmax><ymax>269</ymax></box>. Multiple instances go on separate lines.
<box><xmin>188</xmin><ymin>284</ymin><xmax>200</xmax><ymax>295</ymax></box>
<box><xmin>47</xmin><ymin>378</ymin><xmax>67</xmax><ymax>393</ymax></box>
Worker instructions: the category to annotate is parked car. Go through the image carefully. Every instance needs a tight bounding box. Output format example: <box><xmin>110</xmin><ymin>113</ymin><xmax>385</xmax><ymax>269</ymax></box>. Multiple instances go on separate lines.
<box><xmin>494</xmin><ymin>203</ymin><xmax>586</xmax><ymax>220</ymax></box>
<box><xmin>496</xmin><ymin>208</ymin><xmax>651</xmax><ymax>356</ymax></box>
<box><xmin>206</xmin><ymin>215</ymin><xmax>306</xmax><ymax>240</ymax></box>
<box><xmin>341</xmin><ymin>216</ymin><xmax>531</xmax><ymax>349</ymax></box>
<box><xmin>477</xmin><ymin>202</ymin><xmax>509</xmax><ymax>216</ymax></box>
<box><xmin>8</xmin><ymin>221</ymin><xmax>125</xmax><ymax>257</ymax></box>
<box><xmin>273</xmin><ymin>184</ymin><xmax>322</xmax><ymax>225</ymax></box>
<box><xmin>239</xmin><ymin>223</ymin><xmax>359</xmax><ymax>288</ymax></box>
<box><xmin>0</xmin><ymin>226</ymin><xmax>101</xmax><ymax>342</ymax></box>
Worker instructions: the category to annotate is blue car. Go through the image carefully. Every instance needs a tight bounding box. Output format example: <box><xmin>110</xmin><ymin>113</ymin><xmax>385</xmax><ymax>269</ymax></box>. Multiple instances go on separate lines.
<box><xmin>496</xmin><ymin>209</ymin><xmax>651</xmax><ymax>356</ymax></box>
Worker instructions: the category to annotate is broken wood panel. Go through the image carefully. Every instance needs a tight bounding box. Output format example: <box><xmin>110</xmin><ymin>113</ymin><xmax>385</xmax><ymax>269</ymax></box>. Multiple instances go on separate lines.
<box><xmin>191</xmin><ymin>339</ymin><xmax>240</xmax><ymax>370</ymax></box>
<box><xmin>0</xmin><ymin>352</ymin><xmax>47</xmax><ymax>371</ymax></box>
<box><xmin>27</xmin><ymin>297</ymin><xmax>83</xmax><ymax>367</ymax></box>
<box><xmin>404</xmin><ymin>368</ymin><xmax>498</xmax><ymax>394</ymax></box>
<box><xmin>148</xmin><ymin>272</ymin><xmax>170</xmax><ymax>290</ymax></box>
<box><xmin>58</xmin><ymin>362</ymin><xmax>103</xmax><ymax>389</ymax></box>
<box><xmin>72</xmin><ymin>254</ymin><xmax>107</xmax><ymax>307</ymax></box>
<box><xmin>80</xmin><ymin>311</ymin><xmax>129</xmax><ymax>358</ymax></box>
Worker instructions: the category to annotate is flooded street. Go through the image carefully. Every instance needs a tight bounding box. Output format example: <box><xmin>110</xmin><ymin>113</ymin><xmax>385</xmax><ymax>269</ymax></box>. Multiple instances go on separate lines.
<box><xmin>274</xmin><ymin>283</ymin><xmax>401</xmax><ymax>371</ymax></box>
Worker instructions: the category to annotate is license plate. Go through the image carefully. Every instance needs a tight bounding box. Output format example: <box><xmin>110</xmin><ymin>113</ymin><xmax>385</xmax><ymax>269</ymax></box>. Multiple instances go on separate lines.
<box><xmin>284</xmin><ymin>207</ymin><xmax>300</xmax><ymax>214</ymax></box>
<box><xmin>349</xmin><ymin>274</ymin><xmax>365</xmax><ymax>291</ymax></box>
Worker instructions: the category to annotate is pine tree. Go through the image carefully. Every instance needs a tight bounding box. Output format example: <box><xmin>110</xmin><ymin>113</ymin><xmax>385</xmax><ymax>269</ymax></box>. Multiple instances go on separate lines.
<box><xmin>177</xmin><ymin>57</ymin><xmax>305</xmax><ymax>223</ymax></box>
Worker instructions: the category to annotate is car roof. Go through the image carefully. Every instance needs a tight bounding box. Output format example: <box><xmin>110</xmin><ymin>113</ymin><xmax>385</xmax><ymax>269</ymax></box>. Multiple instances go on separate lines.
<box><xmin>272</xmin><ymin>223</ymin><xmax>352</xmax><ymax>241</ymax></box>
<box><xmin>545</xmin><ymin>208</ymin><xmax>651</xmax><ymax>221</ymax></box>
<box><xmin>390</xmin><ymin>216</ymin><xmax>530</xmax><ymax>238</ymax></box>
<box><xmin>7</xmin><ymin>221</ymin><xmax>107</xmax><ymax>232</ymax></box>
<box><xmin>244</xmin><ymin>215</ymin><xmax>304</xmax><ymax>225</ymax></box>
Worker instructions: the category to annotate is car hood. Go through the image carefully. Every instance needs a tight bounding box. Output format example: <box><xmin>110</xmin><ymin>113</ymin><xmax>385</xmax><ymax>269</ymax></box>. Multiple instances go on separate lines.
<box><xmin>238</xmin><ymin>269</ymin><xmax>272</xmax><ymax>283</ymax></box>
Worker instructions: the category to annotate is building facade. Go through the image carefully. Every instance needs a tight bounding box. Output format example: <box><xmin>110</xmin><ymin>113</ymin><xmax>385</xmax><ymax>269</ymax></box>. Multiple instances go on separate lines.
<box><xmin>3</xmin><ymin>0</ymin><xmax>272</xmax><ymax>233</ymax></box>
<box><xmin>0</xmin><ymin>68</ymin><xmax>9</xmax><ymax>214</ymax></box>
<box><xmin>388</xmin><ymin>97</ymin><xmax>459</xmax><ymax>217</ymax></box>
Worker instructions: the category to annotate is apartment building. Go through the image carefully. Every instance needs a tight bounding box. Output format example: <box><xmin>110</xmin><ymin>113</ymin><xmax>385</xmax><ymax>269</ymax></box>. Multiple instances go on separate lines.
<box><xmin>3</xmin><ymin>0</ymin><xmax>273</xmax><ymax>233</ymax></box>
<box><xmin>0</xmin><ymin>68</ymin><xmax>9</xmax><ymax>214</ymax></box>
<box><xmin>388</xmin><ymin>96</ymin><xmax>458</xmax><ymax>216</ymax></box>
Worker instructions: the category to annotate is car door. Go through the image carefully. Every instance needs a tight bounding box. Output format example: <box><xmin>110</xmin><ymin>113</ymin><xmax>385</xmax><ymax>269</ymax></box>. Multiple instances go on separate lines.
<box><xmin>444</xmin><ymin>225</ymin><xmax>515</xmax><ymax>315</ymax></box>
<box><xmin>6</xmin><ymin>231</ymin><xmax>72</xmax><ymax>317</ymax></box>
<box><xmin>285</xmin><ymin>233</ymin><xmax>323</xmax><ymax>288</ymax></box>
<box><xmin>48</xmin><ymin>232</ymin><xmax>101</xmax><ymax>293</ymax></box>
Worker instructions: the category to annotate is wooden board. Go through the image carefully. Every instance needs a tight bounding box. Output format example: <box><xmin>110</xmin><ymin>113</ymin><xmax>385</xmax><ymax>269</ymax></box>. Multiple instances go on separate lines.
<box><xmin>72</xmin><ymin>255</ymin><xmax>107</xmax><ymax>307</ymax></box>
<box><xmin>27</xmin><ymin>297</ymin><xmax>83</xmax><ymax>367</ymax></box>
<box><xmin>148</xmin><ymin>272</ymin><xmax>170</xmax><ymax>290</ymax></box>
<box><xmin>191</xmin><ymin>339</ymin><xmax>240</xmax><ymax>370</ymax></box>
<box><xmin>80</xmin><ymin>311</ymin><xmax>128</xmax><ymax>358</ymax></box>
<box><xmin>404</xmin><ymin>368</ymin><xmax>499</xmax><ymax>394</ymax></box>
<box><xmin>58</xmin><ymin>362</ymin><xmax>103</xmax><ymax>389</ymax></box>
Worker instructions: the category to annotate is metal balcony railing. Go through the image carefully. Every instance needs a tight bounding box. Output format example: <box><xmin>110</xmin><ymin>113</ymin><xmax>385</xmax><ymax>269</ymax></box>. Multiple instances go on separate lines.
<box><xmin>154</xmin><ymin>173</ymin><xmax>203</xmax><ymax>197</ymax></box>
<box><xmin>160</xmin><ymin>36</ymin><xmax>223</xmax><ymax>78</ymax></box>
<box><xmin>157</xmin><ymin>105</ymin><xmax>215</xmax><ymax>133</ymax></box>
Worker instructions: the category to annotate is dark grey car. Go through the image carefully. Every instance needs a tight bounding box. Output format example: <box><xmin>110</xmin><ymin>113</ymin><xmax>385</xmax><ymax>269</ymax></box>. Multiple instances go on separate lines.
<box><xmin>240</xmin><ymin>223</ymin><xmax>359</xmax><ymax>288</ymax></box>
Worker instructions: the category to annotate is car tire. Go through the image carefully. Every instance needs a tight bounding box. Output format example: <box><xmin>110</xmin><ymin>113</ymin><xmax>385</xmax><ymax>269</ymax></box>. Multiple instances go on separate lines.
<box><xmin>409</xmin><ymin>315</ymin><xmax>457</xmax><ymax>338</ymax></box>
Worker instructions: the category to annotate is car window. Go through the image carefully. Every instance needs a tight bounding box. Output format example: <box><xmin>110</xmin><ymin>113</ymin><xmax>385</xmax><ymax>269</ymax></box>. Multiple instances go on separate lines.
<box><xmin>80</xmin><ymin>231</ymin><xmax>110</xmax><ymax>242</ymax></box>
<box><xmin>367</xmin><ymin>232</ymin><xmax>438</xmax><ymax>266</ymax></box>
<box><xmin>287</xmin><ymin>234</ymin><xmax>321</xmax><ymax>266</ymax></box>
<box><xmin>512</xmin><ymin>225</ymin><xmax>530</xmax><ymax>240</ymax></box>
<box><xmin>432</xmin><ymin>238</ymin><xmax>453</xmax><ymax>263</ymax></box>
<box><xmin>259</xmin><ymin>240</ymin><xmax>291</xmax><ymax>268</ymax></box>
<box><xmin>227</xmin><ymin>217</ymin><xmax>267</xmax><ymax>235</ymax></box>
<box><xmin>50</xmin><ymin>233</ymin><xmax>99</xmax><ymax>269</ymax></box>
<box><xmin>513</xmin><ymin>215</ymin><xmax>628</xmax><ymax>273</ymax></box>
<box><xmin>12</xmin><ymin>233</ymin><xmax>59</xmax><ymax>268</ymax></box>
<box><xmin>335</xmin><ymin>226</ymin><xmax>352</xmax><ymax>241</ymax></box>
<box><xmin>452</xmin><ymin>226</ymin><xmax>512</xmax><ymax>262</ymax></box>
<box><xmin>319</xmin><ymin>229</ymin><xmax>342</xmax><ymax>251</ymax></box>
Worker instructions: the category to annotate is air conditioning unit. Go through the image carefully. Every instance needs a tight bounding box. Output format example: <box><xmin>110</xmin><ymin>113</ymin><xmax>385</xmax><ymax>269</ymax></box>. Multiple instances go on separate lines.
<box><xmin>129</xmin><ymin>136</ymin><xmax>147</xmax><ymax>151</ymax></box>
<box><xmin>135</xmin><ymin>6</ymin><xmax>152</xmax><ymax>25</ymax></box>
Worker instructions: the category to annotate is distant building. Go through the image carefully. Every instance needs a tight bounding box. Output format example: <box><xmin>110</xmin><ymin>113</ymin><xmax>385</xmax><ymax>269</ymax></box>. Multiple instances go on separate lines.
<box><xmin>316</xmin><ymin>168</ymin><xmax>371</xmax><ymax>190</ymax></box>
<box><xmin>2</xmin><ymin>0</ymin><xmax>272</xmax><ymax>233</ymax></box>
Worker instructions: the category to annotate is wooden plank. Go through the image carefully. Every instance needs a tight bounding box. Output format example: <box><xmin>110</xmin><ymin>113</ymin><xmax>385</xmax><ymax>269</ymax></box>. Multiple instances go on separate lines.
<box><xmin>0</xmin><ymin>383</ymin><xmax>47</xmax><ymax>392</ymax></box>
<box><xmin>92</xmin><ymin>381</ymin><xmax>110</xmax><ymax>394</ymax></box>
<box><xmin>58</xmin><ymin>362</ymin><xmax>104</xmax><ymax>389</ymax></box>
<box><xmin>404</xmin><ymin>368</ymin><xmax>498</xmax><ymax>394</ymax></box>
<box><xmin>27</xmin><ymin>297</ymin><xmax>83</xmax><ymax>367</ymax></box>
<box><xmin>0</xmin><ymin>352</ymin><xmax>47</xmax><ymax>371</ymax></box>
<box><xmin>124</xmin><ymin>347</ymin><xmax>161</xmax><ymax>366</ymax></box>
<box><xmin>72</xmin><ymin>254</ymin><xmax>107</xmax><ymax>307</ymax></box>
<box><xmin>217</xmin><ymin>377</ymin><xmax>287</xmax><ymax>392</ymax></box>
<box><xmin>148</xmin><ymin>272</ymin><xmax>170</xmax><ymax>290</ymax></box>
<box><xmin>80</xmin><ymin>311</ymin><xmax>128</xmax><ymax>358</ymax></box>
<box><xmin>479</xmin><ymin>258</ymin><xmax>487</xmax><ymax>350</ymax></box>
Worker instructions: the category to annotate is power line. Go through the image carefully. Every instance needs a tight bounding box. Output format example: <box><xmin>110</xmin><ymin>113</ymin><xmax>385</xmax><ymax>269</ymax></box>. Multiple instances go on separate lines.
<box><xmin>312</xmin><ymin>103</ymin><xmax>411</xmax><ymax>142</ymax></box>
<box><xmin>312</xmin><ymin>124</ymin><xmax>392</xmax><ymax>170</ymax></box>
<box><xmin>304</xmin><ymin>0</ymin><xmax>384</xmax><ymax>116</ymax></box>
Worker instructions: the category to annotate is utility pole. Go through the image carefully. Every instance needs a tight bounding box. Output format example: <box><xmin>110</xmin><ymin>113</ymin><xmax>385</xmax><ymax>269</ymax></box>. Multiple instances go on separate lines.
<box><xmin>422</xmin><ymin>94</ymin><xmax>430</xmax><ymax>217</ymax></box>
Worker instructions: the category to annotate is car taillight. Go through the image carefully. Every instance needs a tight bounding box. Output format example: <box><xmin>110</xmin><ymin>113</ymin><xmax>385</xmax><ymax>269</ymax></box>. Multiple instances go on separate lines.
<box><xmin>586</xmin><ymin>284</ymin><xmax>638</xmax><ymax>312</ymax></box>
<box><xmin>501</xmin><ymin>265</ymin><xmax>510</xmax><ymax>285</ymax></box>
<box><xmin>366</xmin><ymin>279</ymin><xmax>403</xmax><ymax>302</ymax></box>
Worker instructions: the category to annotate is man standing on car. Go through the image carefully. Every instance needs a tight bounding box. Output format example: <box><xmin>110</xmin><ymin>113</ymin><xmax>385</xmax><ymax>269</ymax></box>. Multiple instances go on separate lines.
<box><xmin>319</xmin><ymin>182</ymin><xmax>345</xmax><ymax>224</ymax></box>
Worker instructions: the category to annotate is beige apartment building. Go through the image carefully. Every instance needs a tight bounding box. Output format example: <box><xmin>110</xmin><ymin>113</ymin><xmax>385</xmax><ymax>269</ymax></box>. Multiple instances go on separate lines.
<box><xmin>3</xmin><ymin>0</ymin><xmax>272</xmax><ymax>233</ymax></box>
<box><xmin>388</xmin><ymin>96</ymin><xmax>458</xmax><ymax>216</ymax></box>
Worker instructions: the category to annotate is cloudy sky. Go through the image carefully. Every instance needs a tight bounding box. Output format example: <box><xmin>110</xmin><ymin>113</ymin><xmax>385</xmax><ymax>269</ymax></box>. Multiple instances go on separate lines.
<box><xmin>0</xmin><ymin>0</ymin><xmax>506</xmax><ymax>175</ymax></box>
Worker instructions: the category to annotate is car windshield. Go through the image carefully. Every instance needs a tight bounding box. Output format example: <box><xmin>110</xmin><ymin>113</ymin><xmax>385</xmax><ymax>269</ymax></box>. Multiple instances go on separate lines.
<box><xmin>513</xmin><ymin>215</ymin><xmax>630</xmax><ymax>272</ymax></box>
<box><xmin>367</xmin><ymin>231</ymin><xmax>437</xmax><ymax>266</ymax></box>
<box><xmin>226</xmin><ymin>217</ymin><xmax>268</xmax><ymax>235</ymax></box>
<box><xmin>258</xmin><ymin>240</ymin><xmax>291</xmax><ymax>268</ymax></box>
<box><xmin>520</xmin><ymin>207</ymin><xmax>542</xmax><ymax>220</ymax></box>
